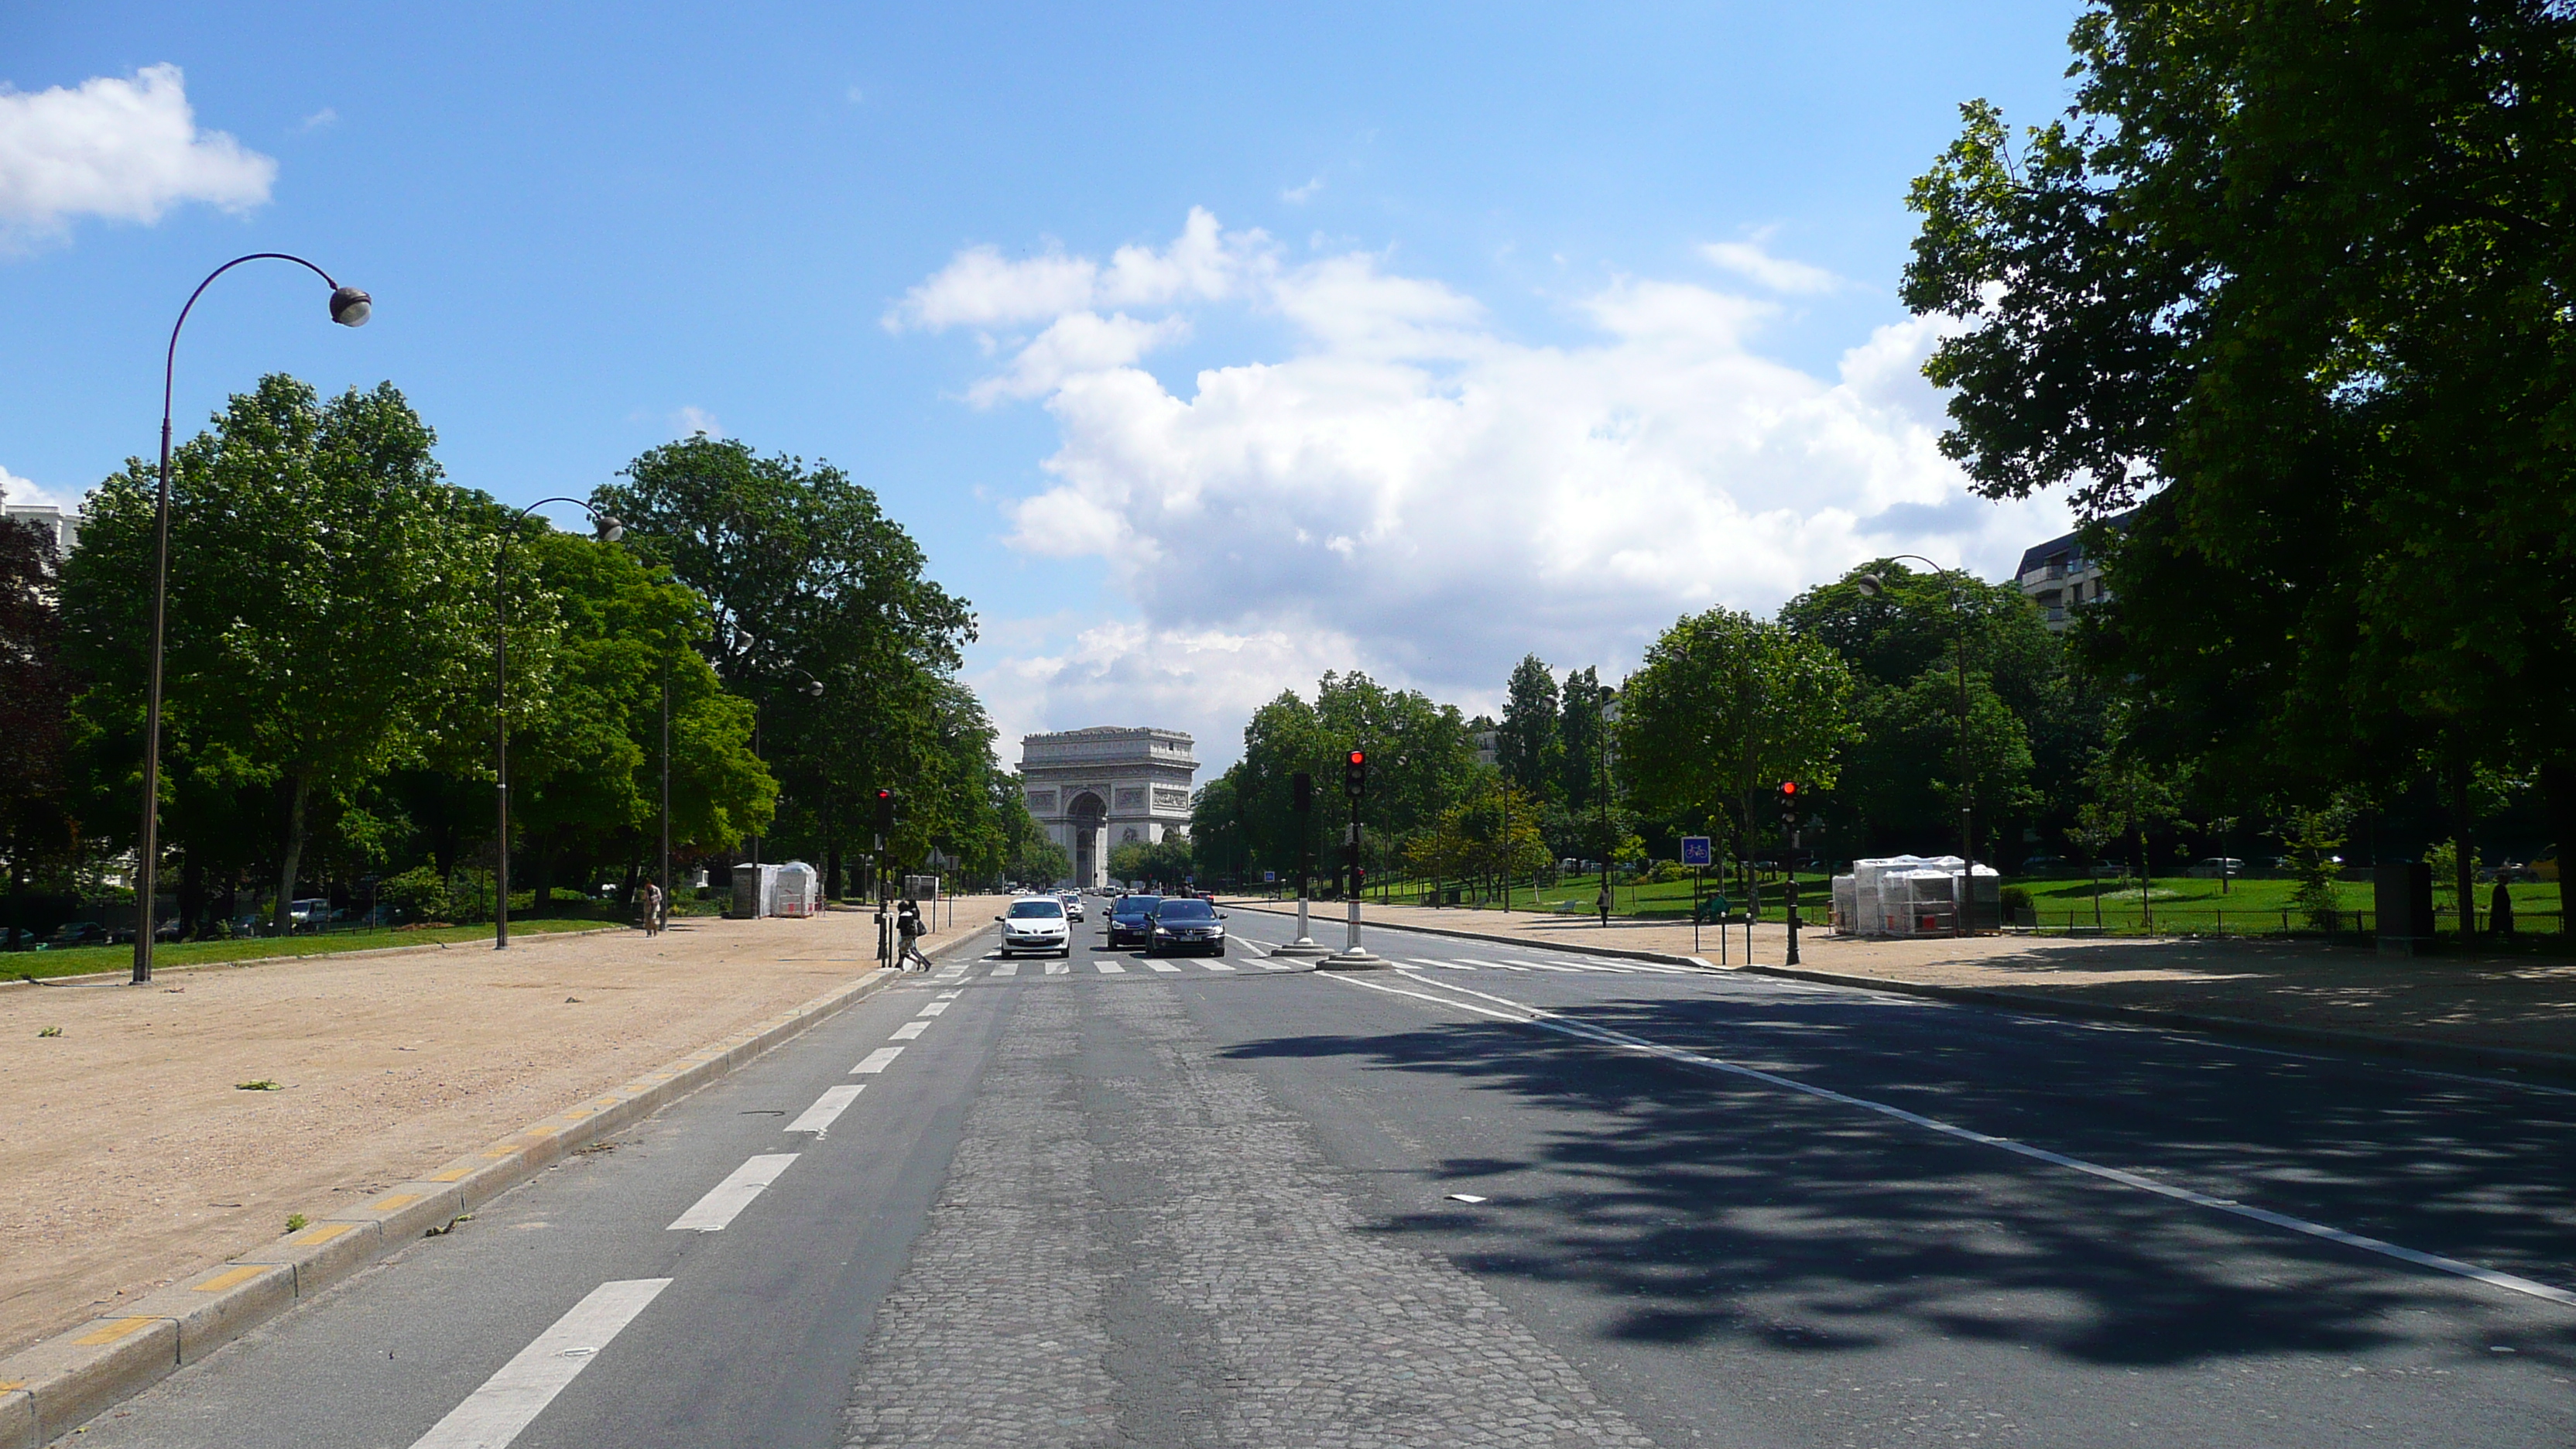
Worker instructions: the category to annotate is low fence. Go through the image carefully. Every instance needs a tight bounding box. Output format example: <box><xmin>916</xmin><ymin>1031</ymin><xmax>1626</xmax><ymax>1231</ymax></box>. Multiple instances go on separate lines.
<box><xmin>2011</xmin><ymin>907</ymin><xmax>2566</xmax><ymax>939</ymax></box>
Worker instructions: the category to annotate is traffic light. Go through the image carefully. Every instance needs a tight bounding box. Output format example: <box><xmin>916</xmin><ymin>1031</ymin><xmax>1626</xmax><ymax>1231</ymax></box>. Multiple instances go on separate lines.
<box><xmin>873</xmin><ymin>788</ymin><xmax>896</xmax><ymax>834</ymax></box>
<box><xmin>1345</xmin><ymin>748</ymin><xmax>1367</xmax><ymax>799</ymax></box>
<box><xmin>1292</xmin><ymin>771</ymin><xmax>1313</xmax><ymax>813</ymax></box>
<box><xmin>1775</xmin><ymin>780</ymin><xmax>1800</xmax><ymax>826</ymax></box>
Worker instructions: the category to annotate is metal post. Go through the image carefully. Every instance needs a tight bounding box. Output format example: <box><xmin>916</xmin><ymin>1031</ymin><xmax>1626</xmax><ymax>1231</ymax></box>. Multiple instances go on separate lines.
<box><xmin>495</xmin><ymin>529</ymin><xmax>512</xmax><ymax>951</ymax></box>
<box><xmin>1276</xmin><ymin>772</ymin><xmax>1327</xmax><ymax>957</ymax></box>
<box><xmin>659</xmin><ymin>656</ymin><xmax>672</xmax><ymax>927</ymax></box>
<box><xmin>1785</xmin><ymin>826</ymin><xmax>1802</xmax><ymax>966</ymax></box>
<box><xmin>1324</xmin><ymin>771</ymin><xmax>1382</xmax><ymax>968</ymax></box>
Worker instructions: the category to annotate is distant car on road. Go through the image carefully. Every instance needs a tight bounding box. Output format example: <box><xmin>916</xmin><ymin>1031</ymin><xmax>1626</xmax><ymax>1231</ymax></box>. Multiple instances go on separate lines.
<box><xmin>1105</xmin><ymin>895</ymin><xmax>1163</xmax><ymax>950</ymax></box>
<box><xmin>995</xmin><ymin>896</ymin><xmax>1070</xmax><ymax>957</ymax></box>
<box><xmin>2184</xmin><ymin>857</ymin><xmax>2246</xmax><ymax>879</ymax></box>
<box><xmin>1057</xmin><ymin>892</ymin><xmax>1086</xmax><ymax>922</ymax></box>
<box><xmin>36</xmin><ymin>921</ymin><xmax>108</xmax><ymax>950</ymax></box>
<box><xmin>1146</xmin><ymin>897</ymin><xmax>1227</xmax><ymax>957</ymax></box>
<box><xmin>2016</xmin><ymin>855</ymin><xmax>2072</xmax><ymax>876</ymax></box>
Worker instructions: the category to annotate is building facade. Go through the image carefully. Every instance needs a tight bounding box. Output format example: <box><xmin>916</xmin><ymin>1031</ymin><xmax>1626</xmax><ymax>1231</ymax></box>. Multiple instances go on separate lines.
<box><xmin>2012</xmin><ymin>510</ymin><xmax>2134</xmax><ymax>633</ymax></box>
<box><xmin>1019</xmin><ymin>727</ymin><xmax>1197</xmax><ymax>889</ymax></box>
<box><xmin>2</xmin><ymin>502</ymin><xmax>77</xmax><ymax>558</ymax></box>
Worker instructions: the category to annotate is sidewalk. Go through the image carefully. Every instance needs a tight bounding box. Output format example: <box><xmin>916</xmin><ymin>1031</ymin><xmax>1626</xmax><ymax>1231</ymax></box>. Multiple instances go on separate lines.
<box><xmin>1225</xmin><ymin>897</ymin><xmax>2576</xmax><ymax>1070</ymax></box>
<box><xmin>0</xmin><ymin>897</ymin><xmax>1002</xmax><ymax>1358</ymax></box>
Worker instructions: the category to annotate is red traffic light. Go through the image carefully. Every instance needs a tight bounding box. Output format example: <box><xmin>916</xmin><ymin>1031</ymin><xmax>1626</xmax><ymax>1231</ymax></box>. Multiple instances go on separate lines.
<box><xmin>1349</xmin><ymin>750</ymin><xmax>1365</xmax><ymax>765</ymax></box>
<box><xmin>1777</xmin><ymin>780</ymin><xmax>1799</xmax><ymax>796</ymax></box>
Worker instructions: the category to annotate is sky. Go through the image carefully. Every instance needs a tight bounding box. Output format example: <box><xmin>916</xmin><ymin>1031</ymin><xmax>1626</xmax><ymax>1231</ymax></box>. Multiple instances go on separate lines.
<box><xmin>0</xmin><ymin>2</ymin><xmax>2089</xmax><ymax>776</ymax></box>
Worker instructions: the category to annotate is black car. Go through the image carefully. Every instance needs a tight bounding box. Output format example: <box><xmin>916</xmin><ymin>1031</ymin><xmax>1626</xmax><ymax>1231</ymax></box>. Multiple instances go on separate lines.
<box><xmin>1146</xmin><ymin>897</ymin><xmax>1227</xmax><ymax>957</ymax></box>
<box><xmin>1105</xmin><ymin>894</ymin><xmax>1163</xmax><ymax>949</ymax></box>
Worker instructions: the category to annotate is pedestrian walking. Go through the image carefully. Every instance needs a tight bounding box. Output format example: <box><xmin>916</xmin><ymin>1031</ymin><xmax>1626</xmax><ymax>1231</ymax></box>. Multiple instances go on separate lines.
<box><xmin>899</xmin><ymin>896</ymin><xmax>933</xmax><ymax>970</ymax></box>
<box><xmin>1597</xmin><ymin>882</ymin><xmax>1612</xmax><ymax>928</ymax></box>
<box><xmin>2490</xmin><ymin>876</ymin><xmax>2515</xmax><ymax>940</ymax></box>
<box><xmin>641</xmin><ymin>881</ymin><xmax>664</xmax><ymax>937</ymax></box>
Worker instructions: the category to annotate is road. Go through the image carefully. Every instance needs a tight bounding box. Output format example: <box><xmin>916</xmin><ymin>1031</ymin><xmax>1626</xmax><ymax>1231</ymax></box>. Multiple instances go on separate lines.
<box><xmin>70</xmin><ymin>904</ymin><xmax>2576</xmax><ymax>1447</ymax></box>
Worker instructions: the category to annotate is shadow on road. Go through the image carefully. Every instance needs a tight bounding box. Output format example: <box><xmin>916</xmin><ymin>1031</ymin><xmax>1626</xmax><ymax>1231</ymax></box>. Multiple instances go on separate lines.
<box><xmin>1222</xmin><ymin>988</ymin><xmax>2576</xmax><ymax>1368</ymax></box>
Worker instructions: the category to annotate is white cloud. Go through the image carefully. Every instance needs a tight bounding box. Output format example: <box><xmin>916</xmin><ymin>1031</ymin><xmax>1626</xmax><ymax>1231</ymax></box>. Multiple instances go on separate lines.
<box><xmin>1282</xmin><ymin>176</ymin><xmax>1324</xmax><ymax>204</ymax></box>
<box><xmin>296</xmin><ymin>107</ymin><xmax>337</xmax><ymax>132</ymax></box>
<box><xmin>0</xmin><ymin>464</ymin><xmax>74</xmax><ymax>510</ymax></box>
<box><xmin>0</xmin><ymin>65</ymin><xmax>276</xmax><ymax>245</ymax></box>
<box><xmin>673</xmin><ymin>406</ymin><xmax>724</xmax><ymax>438</ymax></box>
<box><xmin>906</xmin><ymin>210</ymin><xmax>2066</xmax><ymax>768</ymax></box>
<box><xmin>883</xmin><ymin>207</ymin><xmax>1271</xmax><ymax>331</ymax></box>
<box><xmin>1701</xmin><ymin>238</ymin><xmax>1845</xmax><ymax>295</ymax></box>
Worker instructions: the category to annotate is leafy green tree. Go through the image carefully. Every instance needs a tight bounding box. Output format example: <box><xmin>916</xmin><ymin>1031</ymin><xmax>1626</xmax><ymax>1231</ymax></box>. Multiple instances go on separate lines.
<box><xmin>1406</xmin><ymin>776</ymin><xmax>1550</xmax><ymax>902</ymax></box>
<box><xmin>1559</xmin><ymin>667</ymin><xmax>1613</xmax><ymax>813</ymax></box>
<box><xmin>0</xmin><ymin>504</ymin><xmax>74</xmax><ymax>946</ymax></box>
<box><xmin>1495</xmin><ymin>656</ymin><xmax>1564</xmax><ymax>802</ymax></box>
<box><xmin>1108</xmin><ymin>838</ymin><xmax>1194</xmax><ymax>888</ymax></box>
<box><xmin>1615</xmin><ymin>608</ymin><xmax>1858</xmax><ymax>862</ymax></box>
<box><xmin>1903</xmin><ymin>2</ymin><xmax>2576</xmax><ymax>913</ymax></box>
<box><xmin>63</xmin><ymin>376</ymin><xmax>500</xmax><ymax>933</ymax></box>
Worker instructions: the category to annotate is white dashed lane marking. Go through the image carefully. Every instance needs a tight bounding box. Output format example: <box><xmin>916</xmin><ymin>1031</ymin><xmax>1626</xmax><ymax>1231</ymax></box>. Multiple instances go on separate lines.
<box><xmin>668</xmin><ymin>1153</ymin><xmax>800</xmax><ymax>1232</ymax></box>
<box><xmin>853</xmin><ymin>1046</ymin><xmax>906</xmax><ymax>1074</ymax></box>
<box><xmin>890</xmin><ymin>1019</ymin><xmax>930</xmax><ymax>1040</ymax></box>
<box><xmin>786</xmin><ymin>1084</ymin><xmax>864</xmax><ymax>1134</ymax></box>
<box><xmin>916</xmin><ymin>1001</ymin><xmax>951</xmax><ymax>1016</ymax></box>
<box><xmin>408</xmin><ymin>1278</ymin><xmax>670</xmax><ymax>1449</ymax></box>
<box><xmin>993</xmin><ymin>961</ymin><xmax>1020</xmax><ymax>976</ymax></box>
<box><xmin>1096</xmin><ymin>961</ymin><xmax>1128</xmax><ymax>974</ymax></box>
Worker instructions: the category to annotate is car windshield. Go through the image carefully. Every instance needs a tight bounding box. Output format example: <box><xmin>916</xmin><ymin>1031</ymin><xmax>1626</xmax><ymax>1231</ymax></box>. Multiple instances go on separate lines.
<box><xmin>1113</xmin><ymin>896</ymin><xmax>1162</xmax><ymax>917</ymax></box>
<box><xmin>1155</xmin><ymin>899</ymin><xmax>1215</xmax><ymax>921</ymax></box>
<box><xmin>1008</xmin><ymin>900</ymin><xmax>1064</xmax><ymax>919</ymax></box>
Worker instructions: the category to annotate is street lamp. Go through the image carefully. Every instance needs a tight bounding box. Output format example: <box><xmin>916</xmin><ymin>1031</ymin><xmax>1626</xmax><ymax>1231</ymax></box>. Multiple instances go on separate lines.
<box><xmin>1855</xmin><ymin>557</ymin><xmax>1979</xmax><ymax>935</ymax></box>
<box><xmin>493</xmin><ymin>498</ymin><xmax>625</xmax><ymax>950</ymax></box>
<box><xmin>133</xmin><ymin>255</ymin><xmax>370</xmax><ymax>985</ymax></box>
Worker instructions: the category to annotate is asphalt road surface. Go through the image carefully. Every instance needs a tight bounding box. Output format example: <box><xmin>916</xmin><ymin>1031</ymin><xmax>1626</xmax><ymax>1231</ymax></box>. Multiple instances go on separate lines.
<box><xmin>70</xmin><ymin>906</ymin><xmax>2576</xmax><ymax>1447</ymax></box>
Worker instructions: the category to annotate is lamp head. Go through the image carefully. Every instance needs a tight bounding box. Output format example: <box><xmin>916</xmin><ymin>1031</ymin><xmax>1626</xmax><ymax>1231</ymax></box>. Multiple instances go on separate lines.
<box><xmin>328</xmin><ymin>286</ymin><xmax>372</xmax><ymax>327</ymax></box>
<box><xmin>1855</xmin><ymin>571</ymin><xmax>1887</xmax><ymax>599</ymax></box>
<box><xmin>594</xmin><ymin>513</ymin><xmax>625</xmax><ymax>544</ymax></box>
<box><xmin>801</xmin><ymin>678</ymin><xmax>824</xmax><ymax>699</ymax></box>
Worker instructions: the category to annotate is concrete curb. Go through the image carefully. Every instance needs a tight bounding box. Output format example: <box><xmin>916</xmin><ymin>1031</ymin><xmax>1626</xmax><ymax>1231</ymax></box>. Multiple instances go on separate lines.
<box><xmin>0</xmin><ymin>921</ymin><xmax>997</xmax><ymax>1447</ymax></box>
<box><xmin>2</xmin><ymin>924</ymin><xmax>632</xmax><ymax>992</ymax></box>
<box><xmin>1226</xmin><ymin>902</ymin><xmax>2576</xmax><ymax>1084</ymax></box>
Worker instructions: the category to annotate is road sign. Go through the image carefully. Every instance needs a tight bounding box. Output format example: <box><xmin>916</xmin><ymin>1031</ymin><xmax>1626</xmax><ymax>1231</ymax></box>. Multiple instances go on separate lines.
<box><xmin>1263</xmin><ymin>870</ymin><xmax>1277</xmax><ymax>883</ymax></box>
<box><xmin>1680</xmin><ymin>836</ymin><xmax>1712</xmax><ymax>867</ymax></box>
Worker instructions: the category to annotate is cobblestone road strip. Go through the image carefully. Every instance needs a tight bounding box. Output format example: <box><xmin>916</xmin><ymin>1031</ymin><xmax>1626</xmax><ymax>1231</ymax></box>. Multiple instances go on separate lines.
<box><xmin>841</xmin><ymin>982</ymin><xmax>1656</xmax><ymax>1448</ymax></box>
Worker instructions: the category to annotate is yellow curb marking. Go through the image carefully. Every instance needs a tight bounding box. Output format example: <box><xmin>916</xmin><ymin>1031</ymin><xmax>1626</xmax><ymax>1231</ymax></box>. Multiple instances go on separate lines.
<box><xmin>73</xmin><ymin>1317</ymin><xmax>158</xmax><ymax>1346</ymax></box>
<box><xmin>427</xmin><ymin>1168</ymin><xmax>471</xmax><ymax>1183</ymax></box>
<box><xmin>193</xmin><ymin>1266</ymin><xmax>267</xmax><ymax>1293</ymax></box>
<box><xmin>290</xmin><ymin>1224</ymin><xmax>358</xmax><ymax>1245</ymax></box>
<box><xmin>0</xmin><ymin>1380</ymin><xmax>26</xmax><ymax>1393</ymax></box>
<box><xmin>368</xmin><ymin>1193</ymin><xmax>423</xmax><ymax>1212</ymax></box>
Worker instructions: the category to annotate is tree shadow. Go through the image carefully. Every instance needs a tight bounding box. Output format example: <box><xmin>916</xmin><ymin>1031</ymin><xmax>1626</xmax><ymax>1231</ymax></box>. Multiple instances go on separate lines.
<box><xmin>1225</xmin><ymin>989</ymin><xmax>2576</xmax><ymax>1368</ymax></box>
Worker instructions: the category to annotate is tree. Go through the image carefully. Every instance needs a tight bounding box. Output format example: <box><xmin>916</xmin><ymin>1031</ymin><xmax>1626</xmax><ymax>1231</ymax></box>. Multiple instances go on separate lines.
<box><xmin>63</xmin><ymin>376</ymin><xmax>499</xmax><ymax>933</ymax></box>
<box><xmin>1495</xmin><ymin>656</ymin><xmax>1564</xmax><ymax>801</ymax></box>
<box><xmin>1108</xmin><ymin>838</ymin><xmax>1194</xmax><ymax>888</ymax></box>
<box><xmin>1406</xmin><ymin>776</ymin><xmax>1550</xmax><ymax>903</ymax></box>
<box><xmin>0</xmin><ymin>502</ymin><xmax>74</xmax><ymax>947</ymax></box>
<box><xmin>1903</xmin><ymin>2</ymin><xmax>2576</xmax><ymax>910</ymax></box>
<box><xmin>1559</xmin><ymin>667</ymin><xmax>1612</xmax><ymax>813</ymax></box>
<box><xmin>1615</xmin><ymin>608</ymin><xmax>1858</xmax><ymax>862</ymax></box>
<box><xmin>594</xmin><ymin>436</ymin><xmax>978</xmax><ymax>881</ymax></box>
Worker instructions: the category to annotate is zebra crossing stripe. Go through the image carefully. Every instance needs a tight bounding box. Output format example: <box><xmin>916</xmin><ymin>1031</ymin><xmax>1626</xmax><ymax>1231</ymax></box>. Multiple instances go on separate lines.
<box><xmin>1096</xmin><ymin>961</ymin><xmax>1128</xmax><ymax>974</ymax></box>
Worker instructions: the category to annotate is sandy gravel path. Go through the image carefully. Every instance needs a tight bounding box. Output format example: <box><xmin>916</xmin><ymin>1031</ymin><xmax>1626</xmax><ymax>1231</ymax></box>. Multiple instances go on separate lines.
<box><xmin>0</xmin><ymin>899</ymin><xmax>1002</xmax><ymax>1357</ymax></box>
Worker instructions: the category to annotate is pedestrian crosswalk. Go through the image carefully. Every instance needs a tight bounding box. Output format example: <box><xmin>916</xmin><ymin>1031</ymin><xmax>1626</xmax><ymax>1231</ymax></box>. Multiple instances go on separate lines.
<box><xmin>957</xmin><ymin>947</ymin><xmax>1697</xmax><ymax>978</ymax></box>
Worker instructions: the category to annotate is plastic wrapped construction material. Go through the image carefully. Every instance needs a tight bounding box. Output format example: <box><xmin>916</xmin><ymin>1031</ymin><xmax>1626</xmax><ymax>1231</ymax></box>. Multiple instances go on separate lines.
<box><xmin>775</xmin><ymin>862</ymin><xmax>820</xmax><ymax>917</ymax></box>
<box><xmin>1831</xmin><ymin>875</ymin><xmax>1858</xmax><ymax>935</ymax></box>
<box><xmin>1848</xmin><ymin>856</ymin><xmax>1998</xmax><ymax>935</ymax></box>
<box><xmin>731</xmin><ymin>863</ymin><xmax>783</xmax><ymax>918</ymax></box>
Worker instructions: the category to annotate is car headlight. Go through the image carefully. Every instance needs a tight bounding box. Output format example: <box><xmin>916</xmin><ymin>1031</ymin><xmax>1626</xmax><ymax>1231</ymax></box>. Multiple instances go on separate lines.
<box><xmin>1154</xmin><ymin>927</ymin><xmax>1172</xmax><ymax>935</ymax></box>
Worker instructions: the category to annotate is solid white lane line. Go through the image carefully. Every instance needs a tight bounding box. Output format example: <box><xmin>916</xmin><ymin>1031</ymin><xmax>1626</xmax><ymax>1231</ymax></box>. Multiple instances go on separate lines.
<box><xmin>992</xmin><ymin>961</ymin><xmax>1020</xmax><ymax>976</ymax></box>
<box><xmin>786</xmin><ymin>1084</ymin><xmax>864</xmax><ymax>1134</ymax></box>
<box><xmin>1044</xmin><ymin>961</ymin><xmax>1070</xmax><ymax>975</ymax></box>
<box><xmin>1097</xmin><ymin>961</ymin><xmax>1128</xmax><ymax>974</ymax></box>
<box><xmin>890</xmin><ymin>1019</ymin><xmax>930</xmax><ymax>1040</ymax></box>
<box><xmin>1338</xmin><ymin>970</ymin><xmax>2576</xmax><ymax>1312</ymax></box>
<box><xmin>1146</xmin><ymin>961</ymin><xmax>1182</xmax><ymax>973</ymax></box>
<box><xmin>916</xmin><ymin>1001</ymin><xmax>951</xmax><ymax>1016</ymax></box>
<box><xmin>408</xmin><ymin>1278</ymin><xmax>670</xmax><ymax>1449</ymax></box>
<box><xmin>852</xmin><ymin>1046</ymin><xmax>905</xmax><ymax>1074</ymax></box>
<box><xmin>667</xmin><ymin>1153</ymin><xmax>800</xmax><ymax>1232</ymax></box>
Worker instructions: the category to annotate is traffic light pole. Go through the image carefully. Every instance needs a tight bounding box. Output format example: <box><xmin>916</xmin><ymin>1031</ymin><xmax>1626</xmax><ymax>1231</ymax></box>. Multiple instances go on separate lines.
<box><xmin>1784</xmin><ymin>826</ymin><xmax>1802</xmax><ymax>967</ymax></box>
<box><xmin>1275</xmin><ymin>770</ymin><xmax>1328</xmax><ymax>957</ymax></box>
<box><xmin>1322</xmin><ymin>751</ymin><xmax>1385</xmax><ymax>969</ymax></box>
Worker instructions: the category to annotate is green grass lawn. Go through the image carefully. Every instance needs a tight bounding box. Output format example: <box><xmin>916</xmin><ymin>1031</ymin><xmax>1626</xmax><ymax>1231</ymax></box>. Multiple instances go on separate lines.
<box><xmin>1362</xmin><ymin>870</ymin><xmax>2570</xmax><ymax>937</ymax></box>
<box><xmin>3</xmin><ymin>916</ymin><xmax>618</xmax><ymax>982</ymax></box>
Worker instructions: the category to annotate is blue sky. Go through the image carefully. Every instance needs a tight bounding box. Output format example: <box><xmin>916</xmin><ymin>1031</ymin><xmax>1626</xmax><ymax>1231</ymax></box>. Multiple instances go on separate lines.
<box><xmin>0</xmin><ymin>2</ymin><xmax>2088</xmax><ymax>772</ymax></box>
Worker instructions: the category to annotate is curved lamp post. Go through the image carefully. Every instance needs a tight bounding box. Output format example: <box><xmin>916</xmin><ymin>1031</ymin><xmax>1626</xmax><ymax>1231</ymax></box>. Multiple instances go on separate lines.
<box><xmin>134</xmin><ymin>255</ymin><xmax>370</xmax><ymax>985</ymax></box>
<box><xmin>1856</xmin><ymin>557</ymin><xmax>1978</xmax><ymax>936</ymax></box>
<box><xmin>494</xmin><ymin>498</ymin><xmax>625</xmax><ymax>949</ymax></box>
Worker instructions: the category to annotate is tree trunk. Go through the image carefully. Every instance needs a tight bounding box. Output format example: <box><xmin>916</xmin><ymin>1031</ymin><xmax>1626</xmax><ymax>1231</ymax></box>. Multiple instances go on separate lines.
<box><xmin>826</xmin><ymin>838</ymin><xmax>842</xmax><ymax>903</ymax></box>
<box><xmin>2542</xmin><ymin>760</ymin><xmax>2576</xmax><ymax>933</ymax></box>
<box><xmin>179</xmin><ymin>852</ymin><xmax>204</xmax><ymax>940</ymax></box>
<box><xmin>532</xmin><ymin>830</ymin><xmax>554</xmax><ymax>914</ymax></box>
<box><xmin>272</xmin><ymin>773</ymin><xmax>311</xmax><ymax>936</ymax></box>
<box><xmin>2451</xmin><ymin>748</ymin><xmax>2478</xmax><ymax>944</ymax></box>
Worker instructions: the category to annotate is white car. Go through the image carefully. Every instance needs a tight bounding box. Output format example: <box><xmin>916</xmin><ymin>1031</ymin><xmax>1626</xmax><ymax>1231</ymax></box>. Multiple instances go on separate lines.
<box><xmin>996</xmin><ymin>897</ymin><xmax>1071</xmax><ymax>957</ymax></box>
<box><xmin>1057</xmin><ymin>892</ymin><xmax>1087</xmax><ymax>922</ymax></box>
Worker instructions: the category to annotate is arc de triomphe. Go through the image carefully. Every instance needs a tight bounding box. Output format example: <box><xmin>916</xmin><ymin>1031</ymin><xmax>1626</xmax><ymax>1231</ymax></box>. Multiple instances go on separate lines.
<box><xmin>1019</xmin><ymin>727</ymin><xmax>1197</xmax><ymax>889</ymax></box>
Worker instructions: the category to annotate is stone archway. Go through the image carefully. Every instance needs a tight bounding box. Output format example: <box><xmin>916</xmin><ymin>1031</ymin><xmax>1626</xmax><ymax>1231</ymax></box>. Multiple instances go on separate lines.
<box><xmin>1067</xmin><ymin>792</ymin><xmax>1107</xmax><ymax>888</ymax></box>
